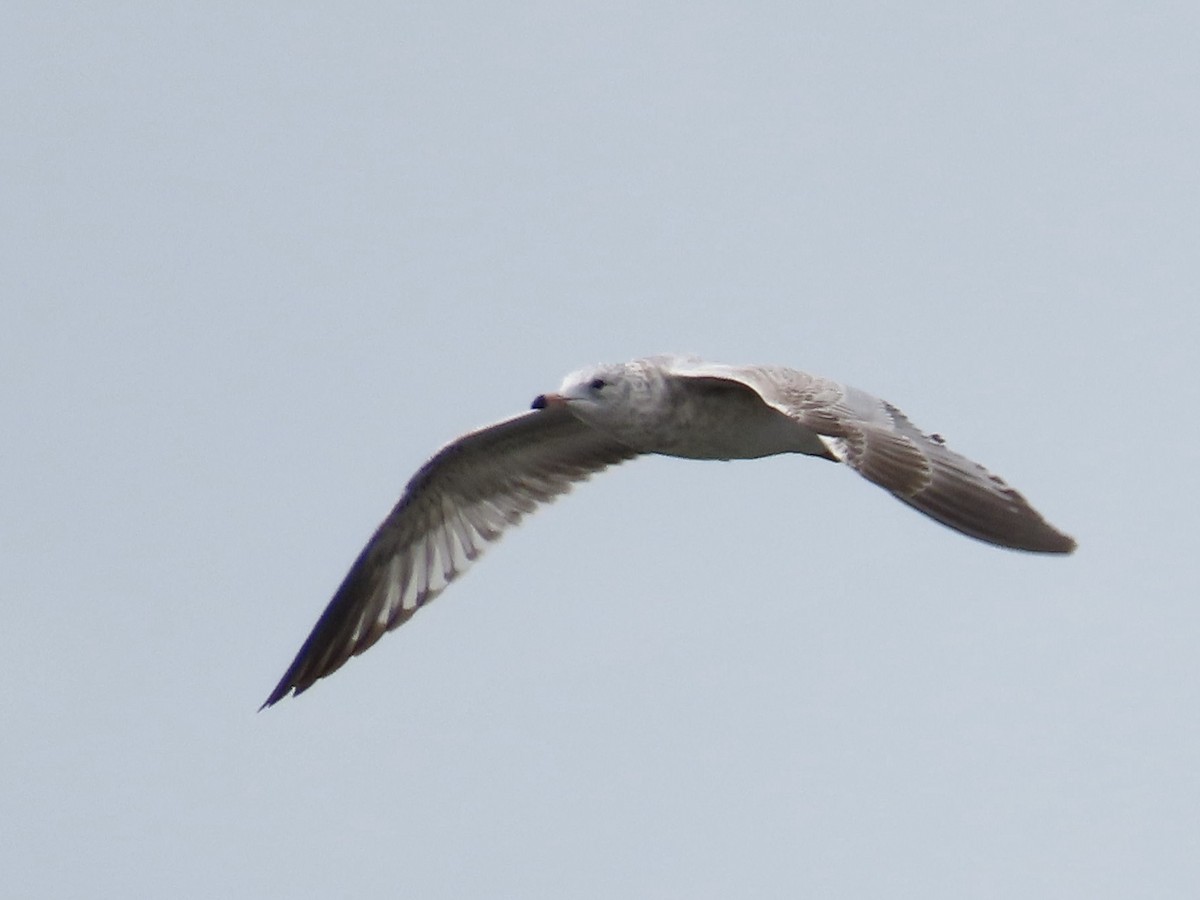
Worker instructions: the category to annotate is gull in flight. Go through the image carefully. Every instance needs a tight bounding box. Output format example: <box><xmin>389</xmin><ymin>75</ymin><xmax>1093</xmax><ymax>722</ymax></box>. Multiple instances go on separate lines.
<box><xmin>262</xmin><ymin>355</ymin><xmax>1074</xmax><ymax>707</ymax></box>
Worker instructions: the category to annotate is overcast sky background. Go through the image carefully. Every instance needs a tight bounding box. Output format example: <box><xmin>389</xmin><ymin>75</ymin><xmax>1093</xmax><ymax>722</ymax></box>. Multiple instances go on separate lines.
<box><xmin>3</xmin><ymin>3</ymin><xmax>1198</xmax><ymax>898</ymax></box>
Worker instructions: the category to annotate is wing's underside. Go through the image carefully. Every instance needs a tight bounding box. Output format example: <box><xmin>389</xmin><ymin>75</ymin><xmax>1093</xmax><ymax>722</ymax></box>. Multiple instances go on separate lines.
<box><xmin>261</xmin><ymin>407</ymin><xmax>639</xmax><ymax>707</ymax></box>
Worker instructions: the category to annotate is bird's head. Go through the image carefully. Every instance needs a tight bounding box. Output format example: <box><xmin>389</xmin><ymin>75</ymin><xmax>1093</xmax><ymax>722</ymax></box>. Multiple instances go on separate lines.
<box><xmin>531</xmin><ymin>361</ymin><xmax>657</xmax><ymax>434</ymax></box>
<box><xmin>532</xmin><ymin>361</ymin><xmax>625</xmax><ymax>409</ymax></box>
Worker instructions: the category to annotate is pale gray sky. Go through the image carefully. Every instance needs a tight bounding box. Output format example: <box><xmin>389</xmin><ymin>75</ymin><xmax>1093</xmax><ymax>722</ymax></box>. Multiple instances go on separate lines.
<box><xmin>3</xmin><ymin>3</ymin><xmax>1198</xmax><ymax>898</ymax></box>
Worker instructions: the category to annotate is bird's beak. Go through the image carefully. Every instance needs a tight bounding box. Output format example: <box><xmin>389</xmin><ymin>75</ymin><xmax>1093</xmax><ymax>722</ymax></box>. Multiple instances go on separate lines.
<box><xmin>531</xmin><ymin>392</ymin><xmax>568</xmax><ymax>410</ymax></box>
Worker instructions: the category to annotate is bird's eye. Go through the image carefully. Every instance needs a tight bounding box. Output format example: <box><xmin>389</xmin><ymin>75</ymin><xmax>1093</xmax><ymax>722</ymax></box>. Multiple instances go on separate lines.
<box><xmin>590</xmin><ymin>377</ymin><xmax>607</xmax><ymax>391</ymax></box>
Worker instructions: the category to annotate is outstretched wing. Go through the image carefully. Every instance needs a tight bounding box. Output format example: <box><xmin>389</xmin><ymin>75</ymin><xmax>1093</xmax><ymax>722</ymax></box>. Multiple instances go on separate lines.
<box><xmin>262</xmin><ymin>406</ymin><xmax>640</xmax><ymax>707</ymax></box>
<box><xmin>665</xmin><ymin>359</ymin><xmax>1076</xmax><ymax>554</ymax></box>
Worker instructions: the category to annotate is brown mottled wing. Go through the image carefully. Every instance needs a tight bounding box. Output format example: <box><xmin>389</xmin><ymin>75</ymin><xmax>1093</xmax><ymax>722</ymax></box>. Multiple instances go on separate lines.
<box><xmin>262</xmin><ymin>406</ymin><xmax>640</xmax><ymax>707</ymax></box>
<box><xmin>819</xmin><ymin>387</ymin><xmax>1076</xmax><ymax>553</ymax></box>
<box><xmin>666</xmin><ymin>360</ymin><xmax>1076</xmax><ymax>554</ymax></box>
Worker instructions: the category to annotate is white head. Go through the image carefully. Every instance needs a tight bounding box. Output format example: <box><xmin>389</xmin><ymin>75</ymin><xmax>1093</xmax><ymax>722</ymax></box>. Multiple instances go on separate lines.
<box><xmin>531</xmin><ymin>360</ymin><xmax>660</xmax><ymax>436</ymax></box>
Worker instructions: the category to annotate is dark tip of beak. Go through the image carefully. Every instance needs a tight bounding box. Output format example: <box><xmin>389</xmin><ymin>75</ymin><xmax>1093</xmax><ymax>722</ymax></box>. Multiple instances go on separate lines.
<box><xmin>532</xmin><ymin>392</ymin><xmax>567</xmax><ymax>410</ymax></box>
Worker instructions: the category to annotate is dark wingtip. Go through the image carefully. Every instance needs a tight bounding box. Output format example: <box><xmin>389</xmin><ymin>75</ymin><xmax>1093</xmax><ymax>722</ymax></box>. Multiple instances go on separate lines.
<box><xmin>259</xmin><ymin>672</ymin><xmax>306</xmax><ymax>711</ymax></box>
<box><xmin>531</xmin><ymin>394</ymin><xmax>547</xmax><ymax>410</ymax></box>
<box><xmin>1047</xmin><ymin>532</ymin><xmax>1078</xmax><ymax>554</ymax></box>
<box><xmin>994</xmin><ymin>520</ymin><xmax>1077</xmax><ymax>555</ymax></box>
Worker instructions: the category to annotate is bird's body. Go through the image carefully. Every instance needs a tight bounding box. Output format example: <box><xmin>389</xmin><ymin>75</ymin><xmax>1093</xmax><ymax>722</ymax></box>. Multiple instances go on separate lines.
<box><xmin>568</xmin><ymin>358</ymin><xmax>836</xmax><ymax>459</ymax></box>
<box><xmin>262</xmin><ymin>355</ymin><xmax>1074</xmax><ymax>707</ymax></box>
